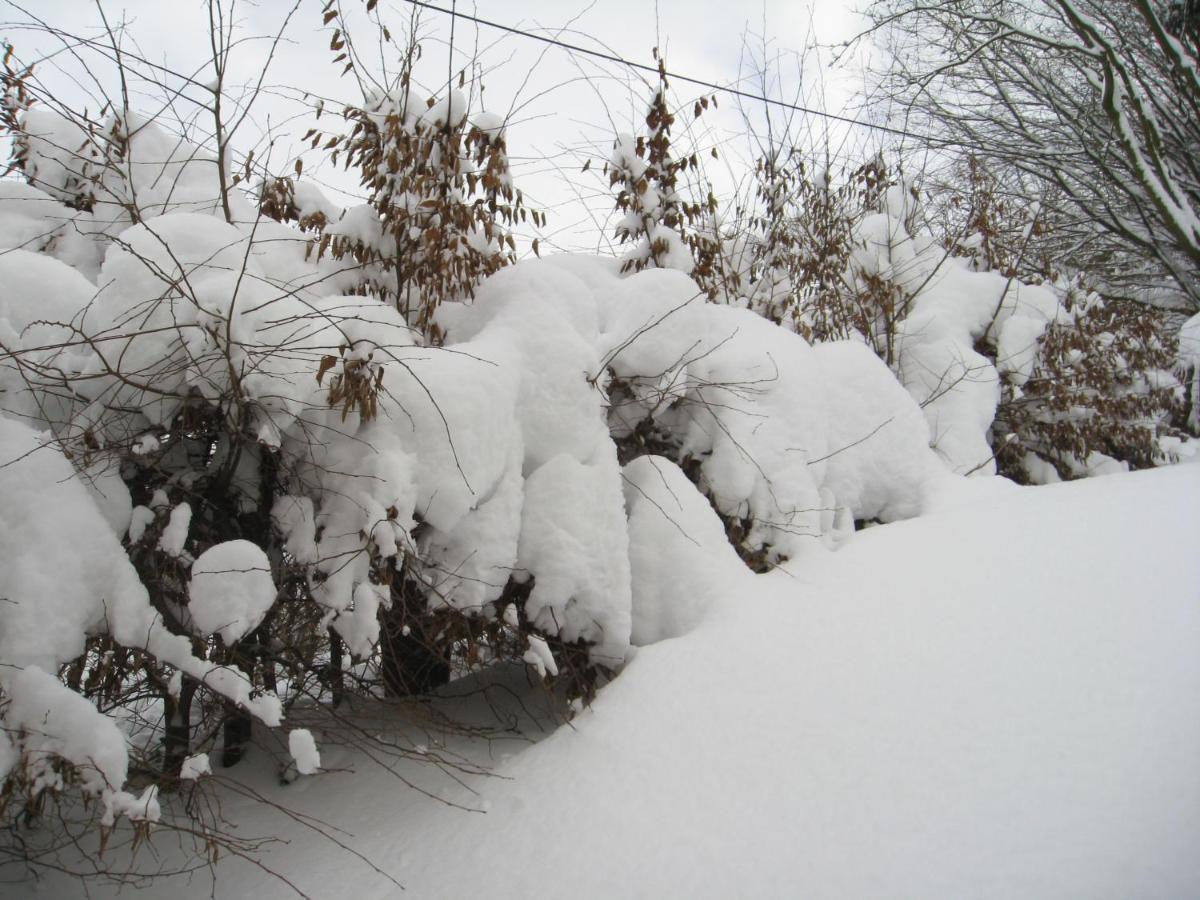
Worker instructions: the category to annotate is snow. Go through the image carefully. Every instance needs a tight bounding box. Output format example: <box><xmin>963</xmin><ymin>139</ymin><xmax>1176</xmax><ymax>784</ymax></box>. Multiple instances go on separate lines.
<box><xmin>812</xmin><ymin>340</ymin><xmax>942</xmax><ymax>523</ymax></box>
<box><xmin>25</xmin><ymin>464</ymin><xmax>1196</xmax><ymax>898</ymax></box>
<box><xmin>517</xmin><ymin>448</ymin><xmax>633</xmax><ymax>668</ymax></box>
<box><xmin>522</xmin><ymin>634</ymin><xmax>559</xmax><ymax>678</ymax></box>
<box><xmin>127</xmin><ymin>505</ymin><xmax>156</xmax><ymax>543</ymax></box>
<box><xmin>5</xmin><ymin>208</ymin><xmax>951</xmax><ymax>731</ymax></box>
<box><xmin>271</xmin><ymin>495</ymin><xmax>319</xmax><ymax>564</ymax></box>
<box><xmin>157</xmin><ymin>502</ymin><xmax>192</xmax><ymax>558</ymax></box>
<box><xmin>5</xmin><ymin>665</ymin><xmax>129</xmax><ymax>797</ymax></box>
<box><xmin>1182</xmin><ymin>310</ymin><xmax>1200</xmax><ymax>370</ymax></box>
<box><xmin>17</xmin><ymin>107</ymin><xmax>100</xmax><ymax>206</ymax></box>
<box><xmin>0</xmin><ymin>247</ymin><xmax>95</xmax><ymax>347</ymax></box>
<box><xmin>0</xmin><ymin>181</ymin><xmax>82</xmax><ymax>257</ymax></box>
<box><xmin>610</xmin><ymin>133</ymin><xmax>647</xmax><ymax>181</ymax></box>
<box><xmin>419</xmin><ymin>89</ymin><xmax>470</xmax><ymax>128</ymax></box>
<box><xmin>623</xmin><ymin>454</ymin><xmax>746</xmax><ymax>644</ymax></box>
<box><xmin>105</xmin><ymin>785</ymin><xmax>161</xmax><ymax>825</ymax></box>
<box><xmin>188</xmin><ymin>540</ymin><xmax>278</xmax><ymax>644</ymax></box>
<box><xmin>471</xmin><ymin>111</ymin><xmax>506</xmax><ymax>134</ymax></box>
<box><xmin>0</xmin><ymin>12</ymin><xmax>1195</xmax><ymax>890</ymax></box>
<box><xmin>441</xmin><ymin>254</ymin><xmax>947</xmax><ymax>578</ymax></box>
<box><xmin>292</xmin><ymin>180</ymin><xmax>342</xmax><ymax>222</ymax></box>
<box><xmin>1</xmin><ymin>76</ymin><xmax>1192</xmax><ymax>888</ymax></box>
<box><xmin>179</xmin><ymin>753</ymin><xmax>212</xmax><ymax>781</ymax></box>
<box><xmin>0</xmin><ymin>415</ymin><xmax>282</xmax><ymax>820</ymax></box>
<box><xmin>645</xmin><ymin>224</ymin><xmax>694</xmax><ymax>272</ymax></box>
<box><xmin>846</xmin><ymin>205</ymin><xmax>1074</xmax><ymax>476</ymax></box>
<box><xmin>0</xmin><ymin>733</ymin><xmax>14</xmax><ymax>785</ymax></box>
<box><xmin>288</xmin><ymin>729</ymin><xmax>321</xmax><ymax>776</ymax></box>
<box><xmin>304</xmin><ymin>462</ymin><xmax>1190</xmax><ymax>897</ymax></box>
<box><xmin>0</xmin><ymin>417</ymin><xmax>152</xmax><ymax>677</ymax></box>
<box><xmin>94</xmin><ymin>112</ymin><xmax>232</xmax><ymax>224</ymax></box>
<box><xmin>82</xmin><ymin>461</ymin><xmax>134</xmax><ymax>537</ymax></box>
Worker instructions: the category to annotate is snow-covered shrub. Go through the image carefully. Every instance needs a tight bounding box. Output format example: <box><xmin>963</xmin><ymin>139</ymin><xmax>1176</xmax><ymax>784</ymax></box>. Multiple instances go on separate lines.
<box><xmin>606</xmin><ymin>51</ymin><xmax>727</xmax><ymax>298</ymax></box>
<box><xmin>989</xmin><ymin>283</ymin><xmax>1185</xmax><ymax>482</ymax></box>
<box><xmin>288</xmin><ymin>20</ymin><xmax>538</xmax><ymax>342</ymax></box>
<box><xmin>730</xmin><ymin>147</ymin><xmax>1191</xmax><ymax>481</ymax></box>
<box><xmin>718</xmin><ymin>150</ymin><xmax>802</xmax><ymax>324</ymax></box>
<box><xmin>923</xmin><ymin>156</ymin><xmax>1187</xmax><ymax>479</ymax></box>
<box><xmin>0</xmin><ymin>7</ymin><xmax>951</xmax><ymax>876</ymax></box>
<box><xmin>2</xmin><ymin>46</ymin><xmax>103</xmax><ymax>213</ymax></box>
<box><xmin>0</xmin><ymin>72</ymin><xmax>946</xmax><ymax>852</ymax></box>
<box><xmin>729</xmin><ymin>152</ymin><xmax>904</xmax><ymax>348</ymax></box>
<box><xmin>884</xmin><ymin>194</ymin><xmax>1188</xmax><ymax>478</ymax></box>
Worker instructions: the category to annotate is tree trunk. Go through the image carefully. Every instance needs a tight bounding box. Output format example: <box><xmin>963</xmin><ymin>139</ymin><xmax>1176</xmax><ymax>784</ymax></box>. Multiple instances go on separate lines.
<box><xmin>379</xmin><ymin>575</ymin><xmax>449</xmax><ymax>697</ymax></box>
<box><xmin>162</xmin><ymin>676</ymin><xmax>198</xmax><ymax>779</ymax></box>
<box><xmin>327</xmin><ymin>627</ymin><xmax>346</xmax><ymax>707</ymax></box>
<box><xmin>221</xmin><ymin>699</ymin><xmax>253</xmax><ymax>768</ymax></box>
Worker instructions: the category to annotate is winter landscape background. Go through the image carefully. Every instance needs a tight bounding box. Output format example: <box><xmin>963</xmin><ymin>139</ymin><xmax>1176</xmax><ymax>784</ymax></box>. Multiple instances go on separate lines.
<box><xmin>1</xmin><ymin>1</ymin><xmax>1198</xmax><ymax>897</ymax></box>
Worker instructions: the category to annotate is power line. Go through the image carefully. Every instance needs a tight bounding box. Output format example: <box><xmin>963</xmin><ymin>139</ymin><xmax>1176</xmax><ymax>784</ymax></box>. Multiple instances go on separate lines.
<box><xmin>400</xmin><ymin>0</ymin><xmax>933</xmax><ymax>144</ymax></box>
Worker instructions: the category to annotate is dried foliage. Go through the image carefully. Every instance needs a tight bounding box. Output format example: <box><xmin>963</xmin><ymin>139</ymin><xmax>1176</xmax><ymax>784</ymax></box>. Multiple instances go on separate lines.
<box><xmin>276</xmin><ymin>4</ymin><xmax>543</xmax><ymax>341</ymax></box>
<box><xmin>737</xmin><ymin>151</ymin><xmax>915</xmax><ymax>363</ymax></box>
<box><xmin>1</xmin><ymin>43</ymin><xmax>105</xmax><ymax>213</ymax></box>
<box><xmin>991</xmin><ymin>285</ymin><xmax>1184</xmax><ymax>482</ymax></box>
<box><xmin>606</xmin><ymin>51</ymin><xmax>728</xmax><ymax>297</ymax></box>
<box><xmin>944</xmin><ymin>155</ymin><xmax>1050</xmax><ymax>279</ymax></box>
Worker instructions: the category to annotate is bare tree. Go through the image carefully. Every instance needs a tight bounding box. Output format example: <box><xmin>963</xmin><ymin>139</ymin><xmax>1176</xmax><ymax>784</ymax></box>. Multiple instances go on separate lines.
<box><xmin>862</xmin><ymin>0</ymin><xmax>1200</xmax><ymax>312</ymax></box>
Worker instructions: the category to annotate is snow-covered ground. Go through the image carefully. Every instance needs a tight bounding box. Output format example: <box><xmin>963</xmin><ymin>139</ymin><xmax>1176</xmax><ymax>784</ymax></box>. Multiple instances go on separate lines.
<box><xmin>20</xmin><ymin>464</ymin><xmax>1200</xmax><ymax>899</ymax></box>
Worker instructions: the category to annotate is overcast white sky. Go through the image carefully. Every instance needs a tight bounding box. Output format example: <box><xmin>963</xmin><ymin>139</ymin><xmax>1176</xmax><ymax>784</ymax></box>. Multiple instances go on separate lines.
<box><xmin>5</xmin><ymin>0</ymin><xmax>872</xmax><ymax>251</ymax></box>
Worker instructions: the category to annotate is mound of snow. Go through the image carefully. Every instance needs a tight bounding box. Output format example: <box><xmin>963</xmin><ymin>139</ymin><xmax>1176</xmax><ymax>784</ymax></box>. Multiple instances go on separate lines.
<box><xmin>623</xmin><ymin>455</ymin><xmax>748</xmax><ymax>645</ymax></box>
<box><xmin>189</xmin><ymin>540</ymin><xmax>278</xmax><ymax>644</ymax></box>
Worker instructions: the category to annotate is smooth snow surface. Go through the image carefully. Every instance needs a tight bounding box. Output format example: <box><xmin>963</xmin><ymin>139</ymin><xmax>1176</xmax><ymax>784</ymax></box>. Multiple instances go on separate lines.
<box><xmin>29</xmin><ymin>464</ymin><xmax>1197</xmax><ymax>900</ymax></box>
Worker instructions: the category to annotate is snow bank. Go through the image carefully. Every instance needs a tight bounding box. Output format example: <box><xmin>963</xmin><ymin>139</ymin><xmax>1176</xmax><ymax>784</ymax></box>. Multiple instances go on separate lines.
<box><xmin>54</xmin><ymin>464</ymin><xmax>1197</xmax><ymax>900</ymax></box>
<box><xmin>430</xmin><ymin>465</ymin><xmax>1200</xmax><ymax>898</ymax></box>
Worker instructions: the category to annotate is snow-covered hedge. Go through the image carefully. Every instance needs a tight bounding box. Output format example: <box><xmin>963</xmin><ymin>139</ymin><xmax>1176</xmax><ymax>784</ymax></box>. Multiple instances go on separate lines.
<box><xmin>0</xmin><ymin>105</ymin><xmax>953</xmax><ymax>833</ymax></box>
<box><xmin>740</xmin><ymin>173</ymin><xmax>1189</xmax><ymax>481</ymax></box>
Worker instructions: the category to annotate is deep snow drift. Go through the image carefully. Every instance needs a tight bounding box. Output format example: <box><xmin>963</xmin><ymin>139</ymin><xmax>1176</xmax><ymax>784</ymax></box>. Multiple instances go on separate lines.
<box><xmin>20</xmin><ymin>463</ymin><xmax>1199</xmax><ymax>900</ymax></box>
